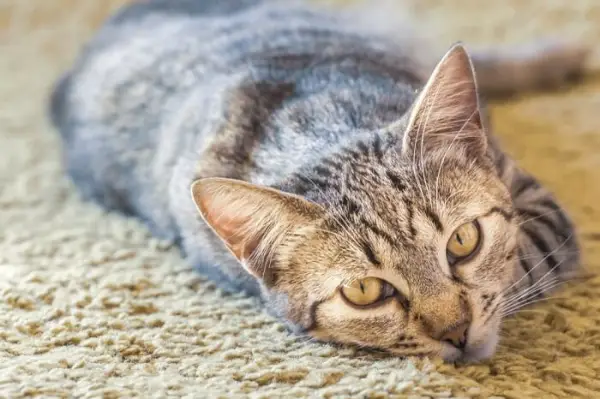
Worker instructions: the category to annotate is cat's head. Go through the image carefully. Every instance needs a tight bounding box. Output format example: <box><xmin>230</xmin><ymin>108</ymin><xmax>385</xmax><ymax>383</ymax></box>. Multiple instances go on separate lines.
<box><xmin>190</xmin><ymin>44</ymin><xmax>518</xmax><ymax>362</ymax></box>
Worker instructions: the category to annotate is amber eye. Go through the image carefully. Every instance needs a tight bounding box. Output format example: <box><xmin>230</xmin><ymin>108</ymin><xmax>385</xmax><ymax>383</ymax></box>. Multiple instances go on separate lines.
<box><xmin>341</xmin><ymin>277</ymin><xmax>384</xmax><ymax>306</ymax></box>
<box><xmin>447</xmin><ymin>221</ymin><xmax>480</xmax><ymax>261</ymax></box>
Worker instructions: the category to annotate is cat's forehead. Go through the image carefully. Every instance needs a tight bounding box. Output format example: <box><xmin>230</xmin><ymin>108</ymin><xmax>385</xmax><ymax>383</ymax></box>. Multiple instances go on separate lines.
<box><xmin>340</xmin><ymin>166</ymin><xmax>500</xmax><ymax>222</ymax></box>
<box><xmin>348</xmin><ymin>147</ymin><xmax>495</xmax><ymax>192</ymax></box>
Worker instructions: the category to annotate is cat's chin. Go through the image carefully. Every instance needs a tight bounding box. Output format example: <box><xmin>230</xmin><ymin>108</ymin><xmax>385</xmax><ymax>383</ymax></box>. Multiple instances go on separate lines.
<box><xmin>462</xmin><ymin>333</ymin><xmax>500</xmax><ymax>363</ymax></box>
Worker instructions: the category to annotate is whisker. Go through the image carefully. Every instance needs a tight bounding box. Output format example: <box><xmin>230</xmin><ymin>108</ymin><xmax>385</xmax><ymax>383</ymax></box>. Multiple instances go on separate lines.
<box><xmin>500</xmin><ymin>255</ymin><xmax>571</xmax><ymax>315</ymax></box>
<box><xmin>501</xmin><ymin>277</ymin><xmax>568</xmax><ymax>313</ymax></box>
<box><xmin>510</xmin><ymin>270</ymin><xmax>589</xmax><ymax>304</ymax></box>
<box><xmin>506</xmin><ymin>309</ymin><xmax>547</xmax><ymax>314</ymax></box>
<box><xmin>500</xmin><ymin>233</ymin><xmax>573</xmax><ymax>296</ymax></box>
<box><xmin>502</xmin><ymin>262</ymin><xmax>562</xmax><ymax>308</ymax></box>
<box><xmin>501</xmin><ymin>276</ymin><xmax>561</xmax><ymax>312</ymax></box>
<box><xmin>517</xmin><ymin>208</ymin><xmax>562</xmax><ymax>227</ymax></box>
<box><xmin>501</xmin><ymin>258</ymin><xmax>566</xmax><ymax>309</ymax></box>
<box><xmin>501</xmin><ymin>295</ymin><xmax>567</xmax><ymax>318</ymax></box>
<box><xmin>515</xmin><ymin>250</ymin><xmax>580</xmax><ymax>261</ymax></box>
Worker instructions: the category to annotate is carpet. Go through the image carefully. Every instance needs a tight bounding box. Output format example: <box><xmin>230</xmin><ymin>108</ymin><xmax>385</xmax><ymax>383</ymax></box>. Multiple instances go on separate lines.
<box><xmin>1</xmin><ymin>0</ymin><xmax>599</xmax><ymax>397</ymax></box>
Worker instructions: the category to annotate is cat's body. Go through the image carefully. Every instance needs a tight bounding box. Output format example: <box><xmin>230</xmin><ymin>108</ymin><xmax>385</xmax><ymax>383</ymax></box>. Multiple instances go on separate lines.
<box><xmin>52</xmin><ymin>0</ymin><xmax>583</xmax><ymax>362</ymax></box>
<box><xmin>52</xmin><ymin>0</ymin><xmax>425</xmax><ymax>294</ymax></box>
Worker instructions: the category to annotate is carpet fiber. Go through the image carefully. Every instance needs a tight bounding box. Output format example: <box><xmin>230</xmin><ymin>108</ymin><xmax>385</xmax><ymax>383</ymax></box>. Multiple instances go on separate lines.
<box><xmin>1</xmin><ymin>1</ymin><xmax>600</xmax><ymax>397</ymax></box>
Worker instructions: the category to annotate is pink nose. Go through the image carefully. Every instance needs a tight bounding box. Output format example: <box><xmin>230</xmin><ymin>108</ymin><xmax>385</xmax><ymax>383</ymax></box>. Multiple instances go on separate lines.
<box><xmin>439</xmin><ymin>321</ymin><xmax>469</xmax><ymax>349</ymax></box>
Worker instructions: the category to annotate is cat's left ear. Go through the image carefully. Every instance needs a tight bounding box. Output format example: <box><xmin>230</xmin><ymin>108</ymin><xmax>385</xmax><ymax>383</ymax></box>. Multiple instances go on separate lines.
<box><xmin>190</xmin><ymin>178</ymin><xmax>324</xmax><ymax>285</ymax></box>
<box><xmin>402</xmin><ymin>43</ymin><xmax>487</xmax><ymax>158</ymax></box>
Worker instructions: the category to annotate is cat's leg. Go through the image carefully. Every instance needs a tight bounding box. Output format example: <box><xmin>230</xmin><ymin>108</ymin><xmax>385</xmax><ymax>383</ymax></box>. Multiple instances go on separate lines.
<box><xmin>491</xmin><ymin>142</ymin><xmax>583</xmax><ymax>308</ymax></box>
<box><xmin>470</xmin><ymin>39</ymin><xmax>590</xmax><ymax>97</ymax></box>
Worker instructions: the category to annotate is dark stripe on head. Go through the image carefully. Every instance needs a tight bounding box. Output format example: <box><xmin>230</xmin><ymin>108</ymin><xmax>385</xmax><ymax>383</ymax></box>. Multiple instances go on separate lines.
<box><xmin>362</xmin><ymin>241</ymin><xmax>381</xmax><ymax>266</ymax></box>
<box><xmin>424</xmin><ymin>207</ymin><xmax>444</xmax><ymax>232</ymax></box>
<box><xmin>341</xmin><ymin>194</ymin><xmax>361</xmax><ymax>215</ymax></box>
<box><xmin>361</xmin><ymin>217</ymin><xmax>396</xmax><ymax>247</ymax></box>
<box><xmin>295</xmin><ymin>174</ymin><xmax>329</xmax><ymax>193</ymax></box>
<box><xmin>372</xmin><ymin>136</ymin><xmax>384</xmax><ymax>160</ymax></box>
<box><xmin>486</xmin><ymin>206</ymin><xmax>514</xmax><ymax>221</ymax></box>
<box><xmin>356</xmin><ymin>140</ymin><xmax>369</xmax><ymax>155</ymax></box>
<box><xmin>323</xmin><ymin>158</ymin><xmax>343</xmax><ymax>170</ymax></box>
<box><xmin>344</xmin><ymin>148</ymin><xmax>364</xmax><ymax>162</ymax></box>
<box><xmin>386</xmin><ymin>170</ymin><xmax>406</xmax><ymax>191</ymax></box>
<box><xmin>313</xmin><ymin>165</ymin><xmax>333</xmax><ymax>179</ymax></box>
<box><xmin>407</xmin><ymin>203</ymin><xmax>417</xmax><ymax>238</ymax></box>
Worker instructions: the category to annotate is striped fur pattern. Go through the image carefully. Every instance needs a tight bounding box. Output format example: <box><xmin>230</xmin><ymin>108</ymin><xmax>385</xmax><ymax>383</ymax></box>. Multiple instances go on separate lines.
<box><xmin>51</xmin><ymin>0</ymin><xmax>583</xmax><ymax>362</ymax></box>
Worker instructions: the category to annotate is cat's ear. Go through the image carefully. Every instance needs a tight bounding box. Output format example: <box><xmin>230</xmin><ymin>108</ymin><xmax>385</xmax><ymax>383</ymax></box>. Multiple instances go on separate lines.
<box><xmin>402</xmin><ymin>43</ymin><xmax>487</xmax><ymax>158</ymax></box>
<box><xmin>191</xmin><ymin>177</ymin><xmax>323</xmax><ymax>283</ymax></box>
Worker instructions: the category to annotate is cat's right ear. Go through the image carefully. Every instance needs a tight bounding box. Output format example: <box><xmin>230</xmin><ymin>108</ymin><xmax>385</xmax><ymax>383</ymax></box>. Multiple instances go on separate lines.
<box><xmin>190</xmin><ymin>178</ymin><xmax>324</xmax><ymax>284</ymax></box>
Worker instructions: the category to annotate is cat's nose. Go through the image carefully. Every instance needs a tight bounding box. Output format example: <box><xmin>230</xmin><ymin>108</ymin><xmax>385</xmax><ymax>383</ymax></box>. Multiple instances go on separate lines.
<box><xmin>439</xmin><ymin>321</ymin><xmax>469</xmax><ymax>349</ymax></box>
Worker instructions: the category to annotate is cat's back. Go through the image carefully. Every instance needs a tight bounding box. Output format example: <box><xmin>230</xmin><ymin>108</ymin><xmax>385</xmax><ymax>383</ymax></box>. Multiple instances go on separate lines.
<box><xmin>51</xmin><ymin>0</ymin><xmax>425</xmax><ymax>239</ymax></box>
<box><xmin>52</xmin><ymin>0</ymin><xmax>424</xmax><ymax>141</ymax></box>
<box><xmin>53</xmin><ymin>0</ymin><xmax>339</xmax><ymax>127</ymax></box>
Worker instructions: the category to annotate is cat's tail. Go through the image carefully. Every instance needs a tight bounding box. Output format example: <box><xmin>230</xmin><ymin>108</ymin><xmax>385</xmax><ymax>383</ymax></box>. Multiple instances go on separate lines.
<box><xmin>469</xmin><ymin>40</ymin><xmax>591</xmax><ymax>98</ymax></box>
<box><xmin>331</xmin><ymin>0</ymin><xmax>592</xmax><ymax>98</ymax></box>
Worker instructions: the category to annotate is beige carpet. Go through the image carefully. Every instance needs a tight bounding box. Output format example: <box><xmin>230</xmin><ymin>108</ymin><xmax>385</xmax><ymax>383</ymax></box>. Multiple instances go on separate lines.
<box><xmin>1</xmin><ymin>1</ymin><xmax>600</xmax><ymax>397</ymax></box>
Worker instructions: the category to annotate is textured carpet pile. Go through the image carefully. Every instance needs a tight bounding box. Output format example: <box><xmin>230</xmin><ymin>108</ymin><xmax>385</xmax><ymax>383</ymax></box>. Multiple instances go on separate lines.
<box><xmin>1</xmin><ymin>1</ymin><xmax>599</xmax><ymax>397</ymax></box>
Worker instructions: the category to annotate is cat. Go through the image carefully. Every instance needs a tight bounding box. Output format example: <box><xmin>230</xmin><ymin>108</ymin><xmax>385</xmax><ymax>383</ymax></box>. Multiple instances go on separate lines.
<box><xmin>50</xmin><ymin>0</ymin><xmax>586</xmax><ymax>362</ymax></box>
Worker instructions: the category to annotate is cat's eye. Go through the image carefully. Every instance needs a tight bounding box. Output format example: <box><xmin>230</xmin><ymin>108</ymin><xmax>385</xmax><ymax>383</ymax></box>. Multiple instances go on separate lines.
<box><xmin>446</xmin><ymin>221</ymin><xmax>481</xmax><ymax>262</ymax></box>
<box><xmin>341</xmin><ymin>277</ymin><xmax>392</xmax><ymax>307</ymax></box>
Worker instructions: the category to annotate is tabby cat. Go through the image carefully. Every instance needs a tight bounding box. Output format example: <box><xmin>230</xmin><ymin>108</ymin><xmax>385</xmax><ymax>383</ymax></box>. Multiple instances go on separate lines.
<box><xmin>50</xmin><ymin>0</ymin><xmax>585</xmax><ymax>362</ymax></box>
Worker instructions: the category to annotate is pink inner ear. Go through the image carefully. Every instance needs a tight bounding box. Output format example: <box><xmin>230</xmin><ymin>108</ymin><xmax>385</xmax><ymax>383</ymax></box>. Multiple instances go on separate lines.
<box><xmin>198</xmin><ymin>197</ymin><xmax>260</xmax><ymax>262</ymax></box>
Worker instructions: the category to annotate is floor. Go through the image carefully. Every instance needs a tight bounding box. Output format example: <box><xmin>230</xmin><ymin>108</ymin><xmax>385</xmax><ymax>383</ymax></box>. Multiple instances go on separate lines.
<box><xmin>1</xmin><ymin>0</ymin><xmax>599</xmax><ymax>397</ymax></box>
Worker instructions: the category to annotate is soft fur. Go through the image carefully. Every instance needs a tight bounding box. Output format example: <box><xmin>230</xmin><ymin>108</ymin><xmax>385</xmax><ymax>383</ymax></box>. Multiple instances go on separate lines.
<box><xmin>51</xmin><ymin>0</ymin><xmax>584</xmax><ymax>362</ymax></box>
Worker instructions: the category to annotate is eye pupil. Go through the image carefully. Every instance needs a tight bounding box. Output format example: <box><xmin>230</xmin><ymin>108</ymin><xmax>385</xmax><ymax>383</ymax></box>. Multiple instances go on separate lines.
<box><xmin>359</xmin><ymin>281</ymin><xmax>365</xmax><ymax>294</ymax></box>
<box><xmin>456</xmin><ymin>233</ymin><xmax>463</xmax><ymax>245</ymax></box>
